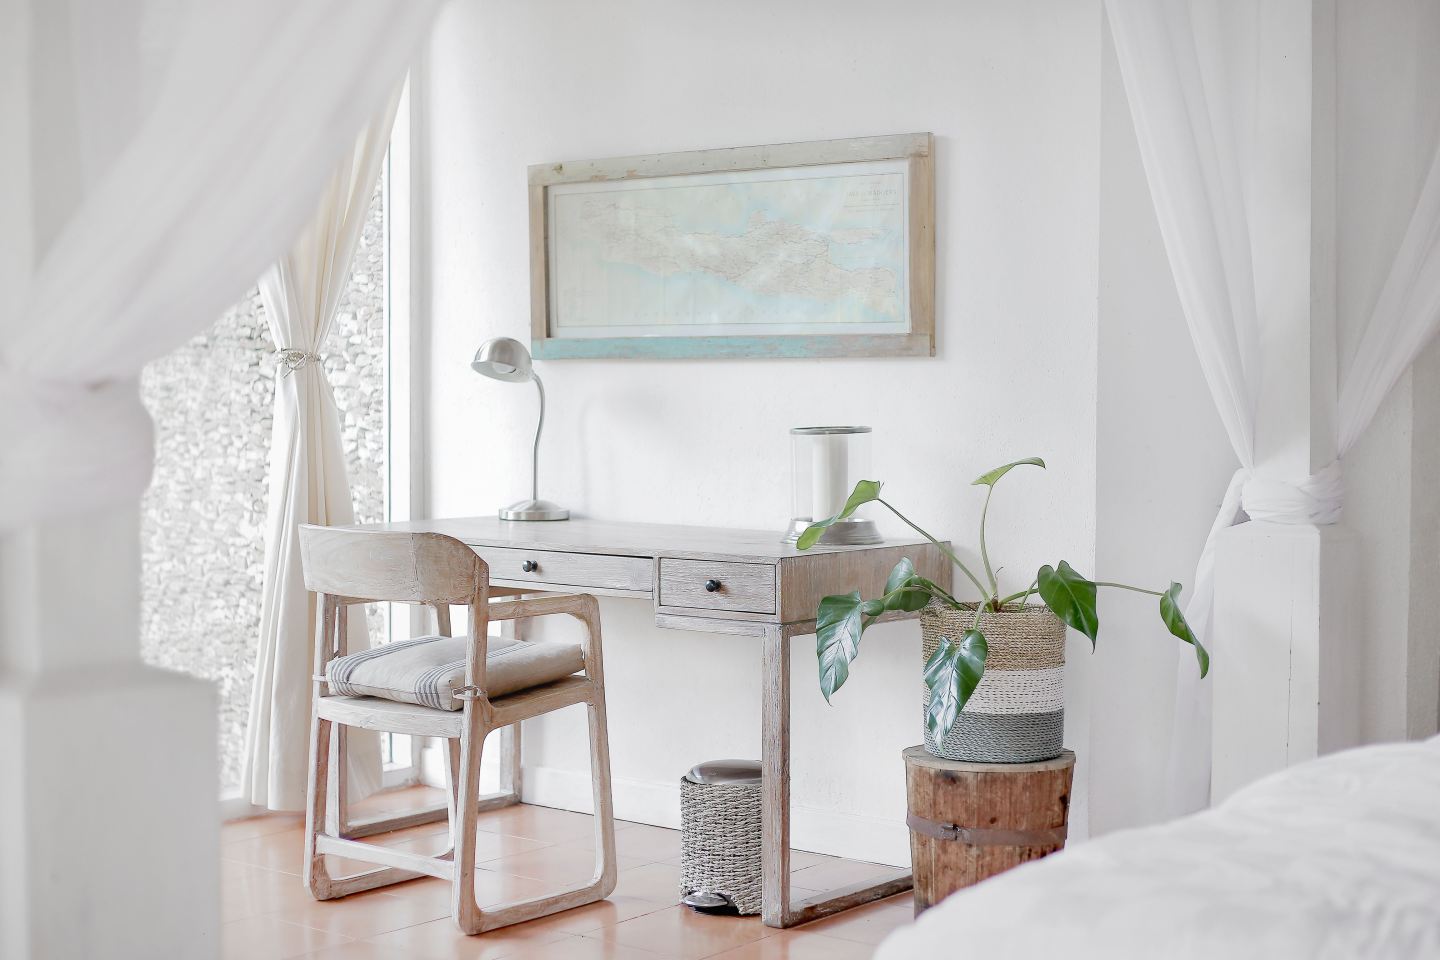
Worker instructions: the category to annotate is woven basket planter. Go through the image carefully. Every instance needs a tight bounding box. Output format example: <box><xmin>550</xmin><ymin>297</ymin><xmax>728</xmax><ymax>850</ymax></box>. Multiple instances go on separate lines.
<box><xmin>920</xmin><ymin>600</ymin><xmax>1066</xmax><ymax>763</ymax></box>
<box><xmin>678</xmin><ymin>776</ymin><xmax>763</xmax><ymax>915</ymax></box>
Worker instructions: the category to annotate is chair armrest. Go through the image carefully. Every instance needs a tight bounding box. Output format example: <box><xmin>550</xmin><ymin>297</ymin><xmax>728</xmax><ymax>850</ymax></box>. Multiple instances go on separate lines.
<box><xmin>487</xmin><ymin>593</ymin><xmax>605</xmax><ymax>679</ymax></box>
<box><xmin>488</xmin><ymin>594</ymin><xmax>598</xmax><ymax>623</ymax></box>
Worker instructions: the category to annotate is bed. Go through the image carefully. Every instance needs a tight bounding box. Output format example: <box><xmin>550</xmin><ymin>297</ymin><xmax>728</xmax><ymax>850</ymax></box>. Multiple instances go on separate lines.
<box><xmin>876</xmin><ymin>736</ymin><xmax>1440</xmax><ymax>959</ymax></box>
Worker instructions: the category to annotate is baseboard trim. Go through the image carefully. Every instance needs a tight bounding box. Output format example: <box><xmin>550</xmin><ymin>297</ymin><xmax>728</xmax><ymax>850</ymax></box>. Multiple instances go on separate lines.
<box><xmin>524</xmin><ymin>764</ymin><xmax>683</xmax><ymax>828</ymax></box>
<box><xmin>219</xmin><ymin>795</ymin><xmax>262</xmax><ymax>823</ymax></box>
<box><xmin>522</xmin><ymin>764</ymin><xmax>909</xmax><ymax>866</ymax></box>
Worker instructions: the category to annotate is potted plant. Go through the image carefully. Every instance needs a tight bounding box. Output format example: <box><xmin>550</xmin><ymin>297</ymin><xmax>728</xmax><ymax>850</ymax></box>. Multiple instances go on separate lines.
<box><xmin>797</xmin><ymin>457</ymin><xmax>1209</xmax><ymax>763</ymax></box>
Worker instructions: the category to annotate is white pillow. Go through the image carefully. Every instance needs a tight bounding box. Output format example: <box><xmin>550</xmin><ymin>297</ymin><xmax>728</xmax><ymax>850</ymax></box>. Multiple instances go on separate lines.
<box><xmin>326</xmin><ymin>635</ymin><xmax>584</xmax><ymax>710</ymax></box>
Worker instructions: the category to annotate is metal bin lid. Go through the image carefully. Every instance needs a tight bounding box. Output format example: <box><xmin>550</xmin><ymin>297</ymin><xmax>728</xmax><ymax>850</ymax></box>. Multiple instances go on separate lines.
<box><xmin>684</xmin><ymin>759</ymin><xmax>762</xmax><ymax>785</ymax></box>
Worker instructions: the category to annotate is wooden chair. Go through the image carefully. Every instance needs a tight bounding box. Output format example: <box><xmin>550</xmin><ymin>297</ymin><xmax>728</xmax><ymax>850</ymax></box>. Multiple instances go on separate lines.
<box><xmin>297</xmin><ymin>525</ymin><xmax>617</xmax><ymax>934</ymax></box>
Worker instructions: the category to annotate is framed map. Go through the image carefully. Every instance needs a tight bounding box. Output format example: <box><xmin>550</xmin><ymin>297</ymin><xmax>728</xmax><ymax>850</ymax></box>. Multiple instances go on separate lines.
<box><xmin>528</xmin><ymin>133</ymin><xmax>934</xmax><ymax>360</ymax></box>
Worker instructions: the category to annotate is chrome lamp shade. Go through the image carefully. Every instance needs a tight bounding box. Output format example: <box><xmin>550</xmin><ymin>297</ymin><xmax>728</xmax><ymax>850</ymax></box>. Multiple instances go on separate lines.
<box><xmin>471</xmin><ymin>337</ymin><xmax>569</xmax><ymax>521</ymax></box>
<box><xmin>470</xmin><ymin>336</ymin><xmax>533</xmax><ymax>383</ymax></box>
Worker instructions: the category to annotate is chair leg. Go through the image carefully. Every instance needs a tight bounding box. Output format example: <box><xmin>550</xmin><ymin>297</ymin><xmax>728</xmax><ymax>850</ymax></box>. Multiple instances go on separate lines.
<box><xmin>444</xmin><ymin>737</ymin><xmax>463</xmax><ymax>841</ymax></box>
<box><xmin>304</xmin><ymin>713</ymin><xmax>334</xmax><ymax>899</ymax></box>
<box><xmin>456</xmin><ymin>693</ymin><xmax>614</xmax><ymax>932</ymax></box>
<box><xmin>585</xmin><ymin>690</ymin><xmax>619</xmax><ymax>898</ymax></box>
<box><xmin>325</xmin><ymin>724</ymin><xmax>348</xmax><ymax>837</ymax></box>
<box><xmin>453</xmin><ymin>608</ymin><xmax>616</xmax><ymax>935</ymax></box>
<box><xmin>451</xmin><ymin>712</ymin><xmax>489</xmax><ymax>935</ymax></box>
<box><xmin>497</xmin><ymin>723</ymin><xmax>523</xmax><ymax>805</ymax></box>
<box><xmin>309</xmin><ymin>718</ymin><xmax>449</xmax><ymax>900</ymax></box>
<box><xmin>449</xmin><ymin>728</ymin><xmax>522</xmax><ymax>818</ymax></box>
<box><xmin>577</xmin><ymin>597</ymin><xmax>617</xmax><ymax>898</ymax></box>
<box><xmin>342</xmin><ymin>801</ymin><xmax>451</xmax><ymax>840</ymax></box>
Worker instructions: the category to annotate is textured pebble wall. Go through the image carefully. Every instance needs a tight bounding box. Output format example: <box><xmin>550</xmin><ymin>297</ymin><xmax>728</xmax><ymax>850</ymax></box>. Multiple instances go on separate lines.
<box><xmin>140</xmin><ymin>183</ymin><xmax>388</xmax><ymax>792</ymax></box>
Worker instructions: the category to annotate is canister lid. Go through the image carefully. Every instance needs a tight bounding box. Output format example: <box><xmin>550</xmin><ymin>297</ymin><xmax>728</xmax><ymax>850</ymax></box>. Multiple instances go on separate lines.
<box><xmin>684</xmin><ymin>759</ymin><xmax>763</xmax><ymax>785</ymax></box>
<box><xmin>790</xmin><ymin>425</ymin><xmax>872</xmax><ymax>435</ymax></box>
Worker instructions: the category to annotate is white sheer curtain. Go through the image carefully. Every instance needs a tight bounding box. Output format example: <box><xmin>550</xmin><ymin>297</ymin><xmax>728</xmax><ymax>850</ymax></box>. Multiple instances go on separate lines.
<box><xmin>241</xmin><ymin>95</ymin><xmax>401</xmax><ymax>811</ymax></box>
<box><xmin>1339</xmin><ymin>142</ymin><xmax>1440</xmax><ymax>454</ymax></box>
<box><xmin>1107</xmin><ymin>0</ymin><xmax>1440</xmax><ymax>813</ymax></box>
<box><xmin>1105</xmin><ymin>0</ymin><xmax>1263</xmax><ymax>813</ymax></box>
<box><xmin>0</xmin><ymin>0</ymin><xmax>442</xmax><ymax>530</ymax></box>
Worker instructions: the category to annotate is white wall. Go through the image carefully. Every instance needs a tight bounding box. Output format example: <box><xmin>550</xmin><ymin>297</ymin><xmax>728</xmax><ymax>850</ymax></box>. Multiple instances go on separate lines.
<box><xmin>1335</xmin><ymin>0</ymin><xmax>1440</xmax><ymax>745</ymax></box>
<box><xmin>419</xmin><ymin>0</ymin><xmax>1102</xmax><ymax>861</ymax></box>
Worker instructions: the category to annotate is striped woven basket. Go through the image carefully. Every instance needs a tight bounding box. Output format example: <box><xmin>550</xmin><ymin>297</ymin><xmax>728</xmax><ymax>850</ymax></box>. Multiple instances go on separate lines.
<box><xmin>920</xmin><ymin>600</ymin><xmax>1066</xmax><ymax>763</ymax></box>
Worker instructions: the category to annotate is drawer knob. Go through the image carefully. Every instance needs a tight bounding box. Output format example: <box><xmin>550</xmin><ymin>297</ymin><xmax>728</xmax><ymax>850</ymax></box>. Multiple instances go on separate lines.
<box><xmin>522</xmin><ymin>560</ymin><xmax>538</xmax><ymax>573</ymax></box>
<box><xmin>704</xmin><ymin>579</ymin><xmax>722</xmax><ymax>593</ymax></box>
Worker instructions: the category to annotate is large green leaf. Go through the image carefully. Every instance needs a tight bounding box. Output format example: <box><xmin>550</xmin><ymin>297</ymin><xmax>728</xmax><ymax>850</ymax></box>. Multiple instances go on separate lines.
<box><xmin>972</xmin><ymin>457</ymin><xmax>1046</xmax><ymax>487</ymax></box>
<box><xmin>815</xmin><ymin>591</ymin><xmax>867</xmax><ymax>702</ymax></box>
<box><xmin>880</xmin><ymin>557</ymin><xmax>935</xmax><ymax>613</ymax></box>
<box><xmin>885</xmin><ymin>557</ymin><xmax>916</xmax><ymax>594</ymax></box>
<box><xmin>885</xmin><ymin>585</ymin><xmax>935</xmax><ymax>614</ymax></box>
<box><xmin>796</xmin><ymin>480</ymin><xmax>883</xmax><ymax>550</ymax></box>
<box><xmin>1160</xmin><ymin>582</ymin><xmax>1210</xmax><ymax>678</ymax></box>
<box><xmin>1037</xmin><ymin>560</ymin><xmax>1099</xmax><ymax>647</ymax></box>
<box><xmin>923</xmin><ymin>630</ymin><xmax>988</xmax><ymax>740</ymax></box>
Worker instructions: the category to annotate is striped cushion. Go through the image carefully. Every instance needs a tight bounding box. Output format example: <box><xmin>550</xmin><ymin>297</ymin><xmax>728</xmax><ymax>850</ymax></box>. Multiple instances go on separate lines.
<box><xmin>326</xmin><ymin>635</ymin><xmax>584</xmax><ymax>711</ymax></box>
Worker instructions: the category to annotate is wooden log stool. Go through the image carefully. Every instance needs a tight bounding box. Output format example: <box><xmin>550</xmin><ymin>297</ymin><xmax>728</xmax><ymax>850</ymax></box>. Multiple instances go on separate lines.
<box><xmin>903</xmin><ymin>746</ymin><xmax>1075</xmax><ymax>913</ymax></box>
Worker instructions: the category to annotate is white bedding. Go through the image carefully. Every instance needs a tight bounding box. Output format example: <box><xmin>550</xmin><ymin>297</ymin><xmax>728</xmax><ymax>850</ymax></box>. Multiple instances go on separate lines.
<box><xmin>876</xmin><ymin>737</ymin><xmax>1440</xmax><ymax>959</ymax></box>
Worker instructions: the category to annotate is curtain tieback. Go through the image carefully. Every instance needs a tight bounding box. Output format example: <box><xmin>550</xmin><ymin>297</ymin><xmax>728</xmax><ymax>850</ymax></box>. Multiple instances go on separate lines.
<box><xmin>1237</xmin><ymin>459</ymin><xmax>1344</xmax><ymax>526</ymax></box>
<box><xmin>276</xmin><ymin>348</ymin><xmax>323</xmax><ymax>376</ymax></box>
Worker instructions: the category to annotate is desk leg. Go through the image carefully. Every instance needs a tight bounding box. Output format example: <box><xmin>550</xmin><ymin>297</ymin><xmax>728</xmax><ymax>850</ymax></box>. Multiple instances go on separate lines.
<box><xmin>760</xmin><ymin>623</ymin><xmax>914</xmax><ymax>929</ymax></box>
<box><xmin>760</xmin><ymin>625</ymin><xmax>792</xmax><ymax>927</ymax></box>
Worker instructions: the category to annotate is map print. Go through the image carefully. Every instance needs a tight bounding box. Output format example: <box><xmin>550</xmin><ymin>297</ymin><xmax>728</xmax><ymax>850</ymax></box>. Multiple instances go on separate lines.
<box><xmin>548</xmin><ymin>159</ymin><xmax>911</xmax><ymax>339</ymax></box>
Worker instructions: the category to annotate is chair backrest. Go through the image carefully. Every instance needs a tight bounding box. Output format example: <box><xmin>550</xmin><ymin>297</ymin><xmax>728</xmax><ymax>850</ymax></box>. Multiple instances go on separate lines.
<box><xmin>298</xmin><ymin>526</ymin><xmax>487</xmax><ymax>605</ymax></box>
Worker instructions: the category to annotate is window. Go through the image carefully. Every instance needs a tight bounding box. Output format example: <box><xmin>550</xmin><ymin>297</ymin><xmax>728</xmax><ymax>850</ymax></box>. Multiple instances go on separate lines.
<box><xmin>140</xmin><ymin>90</ymin><xmax>413</xmax><ymax>799</ymax></box>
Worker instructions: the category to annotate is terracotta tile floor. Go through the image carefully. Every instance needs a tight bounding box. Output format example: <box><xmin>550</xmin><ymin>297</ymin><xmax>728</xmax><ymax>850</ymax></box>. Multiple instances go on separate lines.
<box><xmin>220</xmin><ymin>786</ymin><xmax>913</xmax><ymax>960</ymax></box>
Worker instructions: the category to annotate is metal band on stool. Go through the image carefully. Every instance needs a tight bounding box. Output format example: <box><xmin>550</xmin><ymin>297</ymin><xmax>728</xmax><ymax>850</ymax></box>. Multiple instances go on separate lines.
<box><xmin>905</xmin><ymin>813</ymin><xmax>1067</xmax><ymax>847</ymax></box>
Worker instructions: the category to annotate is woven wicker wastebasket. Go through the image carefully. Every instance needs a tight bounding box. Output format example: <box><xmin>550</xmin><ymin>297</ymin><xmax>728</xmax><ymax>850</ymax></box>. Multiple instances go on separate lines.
<box><xmin>679</xmin><ymin>759</ymin><xmax>763</xmax><ymax>915</ymax></box>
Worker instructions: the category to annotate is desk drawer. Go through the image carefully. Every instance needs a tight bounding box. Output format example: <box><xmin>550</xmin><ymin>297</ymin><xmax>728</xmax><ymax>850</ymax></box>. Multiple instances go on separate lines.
<box><xmin>475</xmin><ymin>547</ymin><xmax>651</xmax><ymax>593</ymax></box>
<box><xmin>659</xmin><ymin>559</ymin><xmax>776</xmax><ymax>614</ymax></box>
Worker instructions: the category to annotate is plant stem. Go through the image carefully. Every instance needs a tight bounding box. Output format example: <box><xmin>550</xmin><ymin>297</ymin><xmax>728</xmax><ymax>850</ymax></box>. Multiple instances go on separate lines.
<box><xmin>877</xmin><ymin>498</ymin><xmax>991</xmax><ymax>600</ymax></box>
<box><xmin>978</xmin><ymin>485</ymin><xmax>999</xmax><ymax>600</ymax></box>
<box><xmin>1093</xmin><ymin>581</ymin><xmax>1164</xmax><ymax>597</ymax></box>
<box><xmin>926</xmin><ymin>580</ymin><xmax>966</xmax><ymax>609</ymax></box>
<box><xmin>996</xmin><ymin>578</ymin><xmax>1039</xmax><ymax>607</ymax></box>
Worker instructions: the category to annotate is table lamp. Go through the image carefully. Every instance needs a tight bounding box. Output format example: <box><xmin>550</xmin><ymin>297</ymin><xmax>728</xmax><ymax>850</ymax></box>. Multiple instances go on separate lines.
<box><xmin>470</xmin><ymin>337</ymin><xmax>569</xmax><ymax>521</ymax></box>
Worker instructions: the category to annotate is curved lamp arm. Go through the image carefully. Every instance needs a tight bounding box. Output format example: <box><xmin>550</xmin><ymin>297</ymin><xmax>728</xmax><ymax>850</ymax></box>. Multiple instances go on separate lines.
<box><xmin>530</xmin><ymin>372</ymin><xmax>545</xmax><ymax>503</ymax></box>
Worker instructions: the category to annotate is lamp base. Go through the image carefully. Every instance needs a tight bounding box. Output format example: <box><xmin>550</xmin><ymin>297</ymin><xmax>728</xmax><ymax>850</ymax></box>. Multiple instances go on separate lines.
<box><xmin>782</xmin><ymin>516</ymin><xmax>882</xmax><ymax>545</ymax></box>
<box><xmin>499</xmin><ymin>498</ymin><xmax>570</xmax><ymax>521</ymax></box>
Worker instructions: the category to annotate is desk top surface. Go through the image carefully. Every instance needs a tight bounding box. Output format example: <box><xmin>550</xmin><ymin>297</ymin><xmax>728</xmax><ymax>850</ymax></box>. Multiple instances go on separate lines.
<box><xmin>342</xmin><ymin>515</ymin><xmax>936</xmax><ymax>563</ymax></box>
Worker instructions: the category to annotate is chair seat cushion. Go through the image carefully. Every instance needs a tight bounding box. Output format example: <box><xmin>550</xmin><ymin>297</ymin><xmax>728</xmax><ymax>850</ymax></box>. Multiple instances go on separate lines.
<box><xmin>326</xmin><ymin>635</ymin><xmax>584</xmax><ymax>710</ymax></box>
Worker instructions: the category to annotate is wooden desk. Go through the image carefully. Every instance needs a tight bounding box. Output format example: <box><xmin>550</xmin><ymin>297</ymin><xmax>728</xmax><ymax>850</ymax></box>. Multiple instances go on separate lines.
<box><xmin>343</xmin><ymin>516</ymin><xmax>952</xmax><ymax>928</ymax></box>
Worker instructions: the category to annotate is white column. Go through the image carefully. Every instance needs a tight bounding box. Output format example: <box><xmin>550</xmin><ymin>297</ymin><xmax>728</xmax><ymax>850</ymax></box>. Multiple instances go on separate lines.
<box><xmin>0</xmin><ymin>516</ymin><xmax>220</xmax><ymax>958</ymax></box>
<box><xmin>2</xmin><ymin>2</ymin><xmax>220</xmax><ymax>952</ymax></box>
<box><xmin>1211</xmin><ymin>523</ymin><xmax>1358</xmax><ymax>798</ymax></box>
<box><xmin>1210</xmin><ymin>0</ymin><xmax>1360</xmax><ymax>801</ymax></box>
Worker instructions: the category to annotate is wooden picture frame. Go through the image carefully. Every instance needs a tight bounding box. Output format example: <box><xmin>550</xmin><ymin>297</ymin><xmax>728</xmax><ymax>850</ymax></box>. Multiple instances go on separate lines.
<box><xmin>528</xmin><ymin>133</ymin><xmax>935</xmax><ymax>360</ymax></box>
